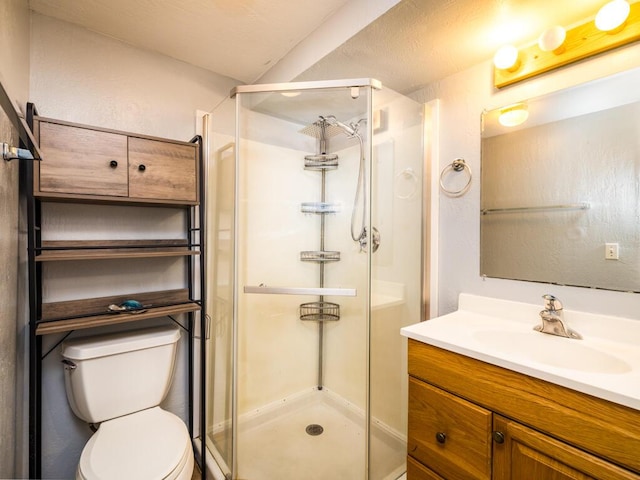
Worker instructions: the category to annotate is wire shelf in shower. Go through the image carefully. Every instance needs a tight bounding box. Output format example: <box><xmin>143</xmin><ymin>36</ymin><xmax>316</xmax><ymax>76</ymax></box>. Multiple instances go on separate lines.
<box><xmin>301</xmin><ymin>202</ymin><xmax>341</xmax><ymax>214</ymax></box>
<box><xmin>299</xmin><ymin>301</ymin><xmax>340</xmax><ymax>322</ymax></box>
<box><xmin>300</xmin><ymin>251</ymin><xmax>341</xmax><ymax>263</ymax></box>
<box><xmin>304</xmin><ymin>154</ymin><xmax>339</xmax><ymax>171</ymax></box>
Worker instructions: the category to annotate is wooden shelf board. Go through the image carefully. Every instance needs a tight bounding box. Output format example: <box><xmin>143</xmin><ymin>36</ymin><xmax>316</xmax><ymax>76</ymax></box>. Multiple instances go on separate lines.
<box><xmin>37</xmin><ymin>249</ymin><xmax>199</xmax><ymax>261</ymax></box>
<box><xmin>36</xmin><ymin>239</ymin><xmax>199</xmax><ymax>261</ymax></box>
<box><xmin>36</xmin><ymin>302</ymin><xmax>200</xmax><ymax>335</ymax></box>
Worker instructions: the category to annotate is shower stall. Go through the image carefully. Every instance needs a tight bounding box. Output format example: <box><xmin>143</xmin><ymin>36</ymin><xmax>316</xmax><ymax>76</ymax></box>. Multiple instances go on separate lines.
<box><xmin>204</xmin><ymin>79</ymin><xmax>424</xmax><ymax>479</ymax></box>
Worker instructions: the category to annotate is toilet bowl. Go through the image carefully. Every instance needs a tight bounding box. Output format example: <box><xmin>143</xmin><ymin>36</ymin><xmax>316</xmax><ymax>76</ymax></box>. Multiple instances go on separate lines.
<box><xmin>76</xmin><ymin>407</ymin><xmax>193</xmax><ymax>480</ymax></box>
<box><xmin>61</xmin><ymin>325</ymin><xmax>194</xmax><ymax>480</ymax></box>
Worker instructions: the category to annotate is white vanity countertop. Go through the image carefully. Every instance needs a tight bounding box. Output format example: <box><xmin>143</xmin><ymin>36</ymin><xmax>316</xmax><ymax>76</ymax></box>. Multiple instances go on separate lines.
<box><xmin>401</xmin><ymin>293</ymin><xmax>640</xmax><ymax>411</ymax></box>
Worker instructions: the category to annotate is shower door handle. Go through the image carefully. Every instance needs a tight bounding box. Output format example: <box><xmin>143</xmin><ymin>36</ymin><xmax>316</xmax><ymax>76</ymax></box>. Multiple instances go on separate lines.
<box><xmin>243</xmin><ymin>285</ymin><xmax>357</xmax><ymax>297</ymax></box>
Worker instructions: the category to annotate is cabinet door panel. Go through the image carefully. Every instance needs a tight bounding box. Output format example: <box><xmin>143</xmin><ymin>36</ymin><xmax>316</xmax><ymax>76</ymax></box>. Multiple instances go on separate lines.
<box><xmin>39</xmin><ymin>122</ymin><xmax>128</xmax><ymax>197</ymax></box>
<box><xmin>493</xmin><ymin>415</ymin><xmax>640</xmax><ymax>480</ymax></box>
<box><xmin>128</xmin><ymin>137</ymin><xmax>197</xmax><ymax>202</ymax></box>
<box><xmin>407</xmin><ymin>455</ymin><xmax>445</xmax><ymax>480</ymax></box>
<box><xmin>408</xmin><ymin>376</ymin><xmax>492</xmax><ymax>480</ymax></box>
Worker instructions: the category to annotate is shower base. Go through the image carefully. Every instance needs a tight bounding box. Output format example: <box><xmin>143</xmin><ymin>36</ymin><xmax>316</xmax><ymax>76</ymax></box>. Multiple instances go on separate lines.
<box><xmin>208</xmin><ymin>388</ymin><xmax>406</xmax><ymax>480</ymax></box>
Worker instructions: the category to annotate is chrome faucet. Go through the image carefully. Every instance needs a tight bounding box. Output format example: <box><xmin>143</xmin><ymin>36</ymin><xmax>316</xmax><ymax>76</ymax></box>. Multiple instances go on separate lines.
<box><xmin>534</xmin><ymin>294</ymin><xmax>582</xmax><ymax>339</ymax></box>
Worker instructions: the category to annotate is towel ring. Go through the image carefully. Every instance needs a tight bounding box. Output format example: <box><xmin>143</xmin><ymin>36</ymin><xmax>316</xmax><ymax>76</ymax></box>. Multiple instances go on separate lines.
<box><xmin>439</xmin><ymin>158</ymin><xmax>471</xmax><ymax>196</ymax></box>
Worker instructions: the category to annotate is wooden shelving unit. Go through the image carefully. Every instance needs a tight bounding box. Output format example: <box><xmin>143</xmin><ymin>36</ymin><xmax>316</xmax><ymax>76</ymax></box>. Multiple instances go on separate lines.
<box><xmin>25</xmin><ymin>106</ymin><xmax>206</xmax><ymax>479</ymax></box>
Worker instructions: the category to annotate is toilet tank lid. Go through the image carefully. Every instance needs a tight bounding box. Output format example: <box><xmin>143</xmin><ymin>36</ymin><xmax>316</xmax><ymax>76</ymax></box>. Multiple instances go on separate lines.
<box><xmin>62</xmin><ymin>325</ymin><xmax>181</xmax><ymax>360</ymax></box>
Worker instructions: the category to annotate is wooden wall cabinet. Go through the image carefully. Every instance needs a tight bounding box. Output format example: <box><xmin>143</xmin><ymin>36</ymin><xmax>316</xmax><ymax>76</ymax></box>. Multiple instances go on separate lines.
<box><xmin>35</xmin><ymin>118</ymin><xmax>198</xmax><ymax>204</ymax></box>
<box><xmin>407</xmin><ymin>339</ymin><xmax>640</xmax><ymax>480</ymax></box>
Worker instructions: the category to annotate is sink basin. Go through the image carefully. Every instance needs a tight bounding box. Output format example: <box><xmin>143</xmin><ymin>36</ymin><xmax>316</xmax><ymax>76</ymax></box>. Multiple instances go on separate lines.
<box><xmin>472</xmin><ymin>330</ymin><xmax>632</xmax><ymax>374</ymax></box>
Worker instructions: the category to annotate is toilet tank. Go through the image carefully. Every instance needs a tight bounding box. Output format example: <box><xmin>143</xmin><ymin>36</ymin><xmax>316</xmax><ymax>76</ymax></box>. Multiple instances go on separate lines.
<box><xmin>61</xmin><ymin>325</ymin><xmax>181</xmax><ymax>424</ymax></box>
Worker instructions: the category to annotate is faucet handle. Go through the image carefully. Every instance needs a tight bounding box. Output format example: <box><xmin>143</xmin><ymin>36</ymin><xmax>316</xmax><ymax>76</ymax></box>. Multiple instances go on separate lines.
<box><xmin>542</xmin><ymin>294</ymin><xmax>563</xmax><ymax>311</ymax></box>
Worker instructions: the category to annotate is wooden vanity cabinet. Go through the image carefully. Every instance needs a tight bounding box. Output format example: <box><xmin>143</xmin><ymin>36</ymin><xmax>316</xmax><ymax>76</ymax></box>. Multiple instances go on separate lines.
<box><xmin>34</xmin><ymin>118</ymin><xmax>198</xmax><ymax>204</ymax></box>
<box><xmin>407</xmin><ymin>339</ymin><xmax>640</xmax><ymax>480</ymax></box>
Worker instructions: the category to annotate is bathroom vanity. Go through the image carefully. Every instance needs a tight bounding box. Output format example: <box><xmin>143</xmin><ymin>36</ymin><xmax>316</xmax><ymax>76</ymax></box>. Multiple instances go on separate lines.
<box><xmin>402</xmin><ymin>294</ymin><xmax>640</xmax><ymax>480</ymax></box>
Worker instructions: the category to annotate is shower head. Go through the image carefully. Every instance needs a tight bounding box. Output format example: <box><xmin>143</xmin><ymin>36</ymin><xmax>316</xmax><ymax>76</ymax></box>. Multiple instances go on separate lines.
<box><xmin>320</xmin><ymin>115</ymin><xmax>359</xmax><ymax>137</ymax></box>
<box><xmin>299</xmin><ymin>119</ymin><xmax>344</xmax><ymax>139</ymax></box>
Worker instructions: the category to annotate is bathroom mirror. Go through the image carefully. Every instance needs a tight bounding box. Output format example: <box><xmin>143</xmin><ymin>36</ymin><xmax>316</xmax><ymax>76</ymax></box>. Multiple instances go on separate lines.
<box><xmin>480</xmin><ymin>67</ymin><xmax>640</xmax><ymax>293</ymax></box>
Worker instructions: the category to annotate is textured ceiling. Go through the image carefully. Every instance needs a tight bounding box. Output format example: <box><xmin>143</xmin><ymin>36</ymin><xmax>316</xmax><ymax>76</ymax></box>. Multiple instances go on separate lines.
<box><xmin>29</xmin><ymin>0</ymin><xmax>623</xmax><ymax>93</ymax></box>
<box><xmin>28</xmin><ymin>0</ymin><xmax>351</xmax><ymax>83</ymax></box>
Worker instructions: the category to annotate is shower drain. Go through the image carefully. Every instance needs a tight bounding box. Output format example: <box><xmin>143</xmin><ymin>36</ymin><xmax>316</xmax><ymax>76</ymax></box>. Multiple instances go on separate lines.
<box><xmin>305</xmin><ymin>424</ymin><xmax>324</xmax><ymax>436</ymax></box>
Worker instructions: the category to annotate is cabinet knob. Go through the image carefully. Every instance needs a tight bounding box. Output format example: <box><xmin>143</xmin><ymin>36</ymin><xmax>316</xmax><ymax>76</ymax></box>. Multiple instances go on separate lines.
<box><xmin>435</xmin><ymin>432</ymin><xmax>446</xmax><ymax>444</ymax></box>
<box><xmin>138</xmin><ymin>164</ymin><xmax>146</xmax><ymax>172</ymax></box>
<box><xmin>493</xmin><ymin>431</ymin><xmax>505</xmax><ymax>444</ymax></box>
<box><xmin>109</xmin><ymin>160</ymin><xmax>118</xmax><ymax>168</ymax></box>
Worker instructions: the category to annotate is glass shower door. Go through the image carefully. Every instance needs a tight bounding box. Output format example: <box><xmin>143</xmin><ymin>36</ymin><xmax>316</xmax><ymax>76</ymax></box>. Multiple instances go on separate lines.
<box><xmin>234</xmin><ymin>84</ymin><xmax>372</xmax><ymax>480</ymax></box>
<box><xmin>369</xmin><ymin>86</ymin><xmax>424</xmax><ymax>479</ymax></box>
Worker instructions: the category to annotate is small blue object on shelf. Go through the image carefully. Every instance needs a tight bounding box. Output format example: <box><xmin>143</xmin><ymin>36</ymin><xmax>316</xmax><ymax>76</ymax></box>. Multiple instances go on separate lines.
<box><xmin>108</xmin><ymin>299</ymin><xmax>147</xmax><ymax>314</ymax></box>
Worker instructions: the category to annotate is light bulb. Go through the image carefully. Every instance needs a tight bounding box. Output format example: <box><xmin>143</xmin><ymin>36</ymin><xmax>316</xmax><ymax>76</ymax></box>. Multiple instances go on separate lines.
<box><xmin>538</xmin><ymin>26</ymin><xmax>567</xmax><ymax>53</ymax></box>
<box><xmin>498</xmin><ymin>104</ymin><xmax>529</xmax><ymax>127</ymax></box>
<box><xmin>595</xmin><ymin>0</ymin><xmax>630</xmax><ymax>32</ymax></box>
<box><xmin>493</xmin><ymin>45</ymin><xmax>520</xmax><ymax>71</ymax></box>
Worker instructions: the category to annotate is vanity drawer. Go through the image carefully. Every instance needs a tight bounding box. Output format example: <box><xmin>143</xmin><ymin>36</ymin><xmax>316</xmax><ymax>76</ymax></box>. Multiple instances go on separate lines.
<box><xmin>408</xmin><ymin>376</ymin><xmax>492</xmax><ymax>480</ymax></box>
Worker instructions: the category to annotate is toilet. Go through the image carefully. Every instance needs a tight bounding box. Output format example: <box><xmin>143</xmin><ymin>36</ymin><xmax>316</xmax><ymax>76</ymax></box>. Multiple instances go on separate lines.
<box><xmin>61</xmin><ymin>325</ymin><xmax>194</xmax><ymax>480</ymax></box>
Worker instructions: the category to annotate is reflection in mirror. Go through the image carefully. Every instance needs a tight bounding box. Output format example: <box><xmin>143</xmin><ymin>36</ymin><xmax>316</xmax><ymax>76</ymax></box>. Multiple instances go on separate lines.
<box><xmin>481</xmin><ymin>67</ymin><xmax>640</xmax><ymax>292</ymax></box>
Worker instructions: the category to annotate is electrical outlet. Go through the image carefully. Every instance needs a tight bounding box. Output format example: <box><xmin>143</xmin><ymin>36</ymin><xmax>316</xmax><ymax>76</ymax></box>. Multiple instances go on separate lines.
<box><xmin>605</xmin><ymin>243</ymin><xmax>619</xmax><ymax>260</ymax></box>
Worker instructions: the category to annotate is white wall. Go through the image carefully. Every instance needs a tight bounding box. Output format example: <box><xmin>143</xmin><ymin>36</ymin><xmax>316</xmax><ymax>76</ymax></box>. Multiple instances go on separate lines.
<box><xmin>410</xmin><ymin>43</ymin><xmax>640</xmax><ymax>319</ymax></box>
<box><xmin>27</xmin><ymin>13</ymin><xmax>241</xmax><ymax>479</ymax></box>
<box><xmin>30</xmin><ymin>13</ymin><xmax>238</xmax><ymax>138</ymax></box>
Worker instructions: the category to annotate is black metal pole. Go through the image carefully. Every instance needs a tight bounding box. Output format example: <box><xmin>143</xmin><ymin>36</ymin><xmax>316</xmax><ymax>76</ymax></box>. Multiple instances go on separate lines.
<box><xmin>190</xmin><ymin>134</ymin><xmax>207</xmax><ymax>479</ymax></box>
<box><xmin>25</xmin><ymin>102</ymin><xmax>42</xmax><ymax>479</ymax></box>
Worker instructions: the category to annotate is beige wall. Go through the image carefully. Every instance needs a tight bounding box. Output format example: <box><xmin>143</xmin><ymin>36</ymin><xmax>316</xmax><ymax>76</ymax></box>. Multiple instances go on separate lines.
<box><xmin>410</xmin><ymin>43</ymin><xmax>640</xmax><ymax>319</ymax></box>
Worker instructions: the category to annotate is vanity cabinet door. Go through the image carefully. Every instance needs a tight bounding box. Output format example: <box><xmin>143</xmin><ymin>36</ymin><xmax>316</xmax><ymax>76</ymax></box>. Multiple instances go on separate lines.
<box><xmin>407</xmin><ymin>455</ymin><xmax>445</xmax><ymax>480</ymax></box>
<box><xmin>128</xmin><ymin>137</ymin><xmax>197</xmax><ymax>203</ymax></box>
<box><xmin>408</xmin><ymin>376</ymin><xmax>492</xmax><ymax>480</ymax></box>
<box><xmin>38</xmin><ymin>121</ymin><xmax>128</xmax><ymax>197</ymax></box>
<box><xmin>493</xmin><ymin>415</ymin><xmax>640</xmax><ymax>480</ymax></box>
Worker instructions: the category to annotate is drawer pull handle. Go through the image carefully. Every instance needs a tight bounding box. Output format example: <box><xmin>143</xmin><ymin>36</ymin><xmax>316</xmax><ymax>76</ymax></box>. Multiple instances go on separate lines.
<box><xmin>138</xmin><ymin>164</ymin><xmax>146</xmax><ymax>171</ymax></box>
<box><xmin>435</xmin><ymin>432</ymin><xmax>446</xmax><ymax>444</ymax></box>
<box><xmin>109</xmin><ymin>160</ymin><xmax>118</xmax><ymax>168</ymax></box>
<box><xmin>493</xmin><ymin>431</ymin><xmax>505</xmax><ymax>444</ymax></box>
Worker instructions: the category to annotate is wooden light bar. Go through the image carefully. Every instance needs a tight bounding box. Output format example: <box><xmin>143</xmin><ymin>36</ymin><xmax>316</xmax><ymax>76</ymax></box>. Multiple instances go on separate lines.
<box><xmin>495</xmin><ymin>1</ymin><xmax>640</xmax><ymax>88</ymax></box>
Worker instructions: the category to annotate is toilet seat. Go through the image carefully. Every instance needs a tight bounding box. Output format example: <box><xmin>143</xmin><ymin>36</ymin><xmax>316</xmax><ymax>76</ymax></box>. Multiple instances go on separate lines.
<box><xmin>77</xmin><ymin>407</ymin><xmax>193</xmax><ymax>480</ymax></box>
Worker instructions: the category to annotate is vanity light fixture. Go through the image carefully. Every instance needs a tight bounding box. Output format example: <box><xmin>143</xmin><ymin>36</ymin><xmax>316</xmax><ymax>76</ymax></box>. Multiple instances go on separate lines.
<box><xmin>498</xmin><ymin>103</ymin><xmax>529</xmax><ymax>127</ymax></box>
<box><xmin>595</xmin><ymin>0</ymin><xmax>631</xmax><ymax>32</ymax></box>
<box><xmin>493</xmin><ymin>45</ymin><xmax>520</xmax><ymax>71</ymax></box>
<box><xmin>494</xmin><ymin>0</ymin><xmax>640</xmax><ymax>88</ymax></box>
<box><xmin>538</xmin><ymin>25</ymin><xmax>567</xmax><ymax>53</ymax></box>
<box><xmin>281</xmin><ymin>91</ymin><xmax>301</xmax><ymax>97</ymax></box>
